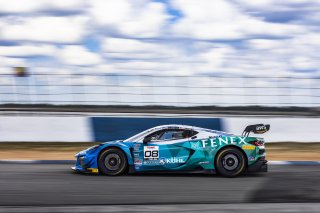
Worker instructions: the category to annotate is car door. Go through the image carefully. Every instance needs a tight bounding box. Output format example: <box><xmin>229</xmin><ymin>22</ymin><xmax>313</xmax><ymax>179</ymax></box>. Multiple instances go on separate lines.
<box><xmin>136</xmin><ymin>128</ymin><xmax>192</xmax><ymax>171</ymax></box>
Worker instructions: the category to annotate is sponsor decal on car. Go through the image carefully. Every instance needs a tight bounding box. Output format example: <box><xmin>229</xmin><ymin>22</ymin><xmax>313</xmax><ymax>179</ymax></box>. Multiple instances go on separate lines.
<box><xmin>133</xmin><ymin>144</ymin><xmax>141</xmax><ymax>151</ymax></box>
<box><xmin>248</xmin><ymin>156</ymin><xmax>255</xmax><ymax>161</ymax></box>
<box><xmin>158</xmin><ymin>157</ymin><xmax>186</xmax><ymax>164</ymax></box>
<box><xmin>199</xmin><ymin>161</ymin><xmax>210</xmax><ymax>165</ymax></box>
<box><xmin>242</xmin><ymin>145</ymin><xmax>255</xmax><ymax>150</ymax></box>
<box><xmin>143</xmin><ymin>160</ymin><xmax>160</xmax><ymax>165</ymax></box>
<box><xmin>255</xmin><ymin>125</ymin><xmax>268</xmax><ymax>134</ymax></box>
<box><xmin>201</xmin><ymin>136</ymin><xmax>247</xmax><ymax>148</ymax></box>
<box><xmin>144</xmin><ymin>146</ymin><xmax>159</xmax><ymax>160</ymax></box>
<box><xmin>159</xmin><ymin>157</ymin><xmax>166</xmax><ymax>165</ymax></box>
<box><xmin>143</xmin><ymin>157</ymin><xmax>186</xmax><ymax>165</ymax></box>
<box><xmin>134</xmin><ymin>159</ymin><xmax>142</xmax><ymax>165</ymax></box>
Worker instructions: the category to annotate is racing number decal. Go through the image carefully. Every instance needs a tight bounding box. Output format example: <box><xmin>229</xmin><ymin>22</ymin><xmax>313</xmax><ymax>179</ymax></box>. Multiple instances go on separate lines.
<box><xmin>144</xmin><ymin>150</ymin><xmax>158</xmax><ymax>158</ymax></box>
<box><xmin>144</xmin><ymin>146</ymin><xmax>159</xmax><ymax>160</ymax></box>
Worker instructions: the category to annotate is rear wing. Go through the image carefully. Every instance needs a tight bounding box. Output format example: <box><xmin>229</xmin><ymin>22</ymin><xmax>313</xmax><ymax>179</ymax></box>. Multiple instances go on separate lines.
<box><xmin>242</xmin><ymin>124</ymin><xmax>270</xmax><ymax>137</ymax></box>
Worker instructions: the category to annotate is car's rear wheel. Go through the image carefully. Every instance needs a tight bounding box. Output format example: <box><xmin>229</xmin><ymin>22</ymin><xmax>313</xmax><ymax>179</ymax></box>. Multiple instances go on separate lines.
<box><xmin>215</xmin><ymin>147</ymin><xmax>246</xmax><ymax>177</ymax></box>
<box><xmin>98</xmin><ymin>148</ymin><xmax>128</xmax><ymax>176</ymax></box>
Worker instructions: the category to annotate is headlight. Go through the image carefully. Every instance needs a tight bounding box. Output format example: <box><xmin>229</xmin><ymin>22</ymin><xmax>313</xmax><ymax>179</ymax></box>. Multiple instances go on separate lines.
<box><xmin>79</xmin><ymin>156</ymin><xmax>86</xmax><ymax>167</ymax></box>
<box><xmin>75</xmin><ymin>150</ymin><xmax>86</xmax><ymax>157</ymax></box>
<box><xmin>75</xmin><ymin>145</ymin><xmax>100</xmax><ymax>157</ymax></box>
<box><xmin>86</xmin><ymin>145</ymin><xmax>100</xmax><ymax>152</ymax></box>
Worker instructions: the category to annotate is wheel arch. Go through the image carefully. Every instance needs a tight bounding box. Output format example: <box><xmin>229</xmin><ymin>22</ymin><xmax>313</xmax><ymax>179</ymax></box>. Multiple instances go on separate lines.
<box><xmin>97</xmin><ymin>145</ymin><xmax>133</xmax><ymax>165</ymax></box>
<box><xmin>214</xmin><ymin>145</ymin><xmax>248</xmax><ymax>168</ymax></box>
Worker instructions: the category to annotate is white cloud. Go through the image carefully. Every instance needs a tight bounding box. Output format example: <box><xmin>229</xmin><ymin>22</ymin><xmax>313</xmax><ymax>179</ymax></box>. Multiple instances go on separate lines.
<box><xmin>247</xmin><ymin>39</ymin><xmax>282</xmax><ymax>50</ymax></box>
<box><xmin>234</xmin><ymin>0</ymin><xmax>320</xmax><ymax>11</ymax></box>
<box><xmin>290</xmin><ymin>56</ymin><xmax>317</xmax><ymax>70</ymax></box>
<box><xmin>0</xmin><ymin>0</ymin><xmax>86</xmax><ymax>13</ymax></box>
<box><xmin>0</xmin><ymin>44</ymin><xmax>57</xmax><ymax>57</ymax></box>
<box><xmin>103</xmin><ymin>38</ymin><xmax>159</xmax><ymax>53</ymax></box>
<box><xmin>102</xmin><ymin>37</ymin><xmax>181</xmax><ymax>59</ymax></box>
<box><xmin>197</xmin><ymin>45</ymin><xmax>235</xmax><ymax>69</ymax></box>
<box><xmin>0</xmin><ymin>16</ymin><xmax>88</xmax><ymax>43</ymax></box>
<box><xmin>171</xmin><ymin>0</ymin><xmax>305</xmax><ymax>40</ymax></box>
<box><xmin>0</xmin><ymin>56</ymin><xmax>26</xmax><ymax>67</ymax></box>
<box><xmin>89</xmin><ymin>0</ymin><xmax>169</xmax><ymax>37</ymax></box>
<box><xmin>57</xmin><ymin>45</ymin><xmax>102</xmax><ymax>66</ymax></box>
<box><xmin>99</xmin><ymin>33</ymin><xmax>320</xmax><ymax>77</ymax></box>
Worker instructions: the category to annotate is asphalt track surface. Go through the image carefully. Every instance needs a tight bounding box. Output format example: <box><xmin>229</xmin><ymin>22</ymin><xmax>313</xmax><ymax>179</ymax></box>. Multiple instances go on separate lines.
<box><xmin>0</xmin><ymin>163</ymin><xmax>320</xmax><ymax>207</ymax></box>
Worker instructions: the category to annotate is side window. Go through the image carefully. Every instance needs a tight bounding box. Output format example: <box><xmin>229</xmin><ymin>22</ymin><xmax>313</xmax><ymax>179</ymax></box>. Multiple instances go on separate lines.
<box><xmin>144</xmin><ymin>129</ymin><xmax>199</xmax><ymax>142</ymax></box>
<box><xmin>186</xmin><ymin>130</ymin><xmax>198</xmax><ymax>138</ymax></box>
<box><xmin>144</xmin><ymin>130</ymin><xmax>164</xmax><ymax>142</ymax></box>
<box><xmin>159</xmin><ymin>130</ymin><xmax>185</xmax><ymax>141</ymax></box>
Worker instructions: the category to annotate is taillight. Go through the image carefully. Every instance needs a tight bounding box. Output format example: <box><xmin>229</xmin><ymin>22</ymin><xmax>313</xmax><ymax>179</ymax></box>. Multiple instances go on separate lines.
<box><xmin>249</xmin><ymin>140</ymin><xmax>264</xmax><ymax>146</ymax></box>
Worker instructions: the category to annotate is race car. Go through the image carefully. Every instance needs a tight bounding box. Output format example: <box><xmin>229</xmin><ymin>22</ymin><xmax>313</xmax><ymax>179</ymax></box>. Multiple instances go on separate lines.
<box><xmin>72</xmin><ymin>124</ymin><xmax>269</xmax><ymax>177</ymax></box>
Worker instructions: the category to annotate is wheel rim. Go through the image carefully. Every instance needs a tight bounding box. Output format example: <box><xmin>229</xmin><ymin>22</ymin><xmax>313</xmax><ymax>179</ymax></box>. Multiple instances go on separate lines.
<box><xmin>222</xmin><ymin>153</ymin><xmax>239</xmax><ymax>171</ymax></box>
<box><xmin>104</xmin><ymin>153</ymin><xmax>122</xmax><ymax>171</ymax></box>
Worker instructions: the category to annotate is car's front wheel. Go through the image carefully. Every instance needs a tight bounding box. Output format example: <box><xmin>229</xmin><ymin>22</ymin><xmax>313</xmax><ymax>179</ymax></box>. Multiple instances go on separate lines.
<box><xmin>98</xmin><ymin>148</ymin><xmax>128</xmax><ymax>176</ymax></box>
<box><xmin>215</xmin><ymin>147</ymin><xmax>246</xmax><ymax>177</ymax></box>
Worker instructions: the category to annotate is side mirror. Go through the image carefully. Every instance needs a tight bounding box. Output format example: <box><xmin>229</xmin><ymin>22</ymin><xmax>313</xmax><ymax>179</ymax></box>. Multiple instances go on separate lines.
<box><xmin>143</xmin><ymin>137</ymin><xmax>151</xmax><ymax>143</ymax></box>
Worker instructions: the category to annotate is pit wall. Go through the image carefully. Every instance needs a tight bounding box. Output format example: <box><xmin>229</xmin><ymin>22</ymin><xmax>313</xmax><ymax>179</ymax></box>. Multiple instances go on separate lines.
<box><xmin>0</xmin><ymin>116</ymin><xmax>318</xmax><ymax>142</ymax></box>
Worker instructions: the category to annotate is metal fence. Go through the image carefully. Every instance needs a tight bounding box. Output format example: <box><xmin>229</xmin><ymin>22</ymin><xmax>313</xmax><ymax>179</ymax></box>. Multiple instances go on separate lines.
<box><xmin>0</xmin><ymin>73</ymin><xmax>319</xmax><ymax>106</ymax></box>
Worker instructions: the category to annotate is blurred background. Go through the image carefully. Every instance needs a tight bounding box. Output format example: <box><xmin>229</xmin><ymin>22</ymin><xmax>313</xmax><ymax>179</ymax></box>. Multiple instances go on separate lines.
<box><xmin>0</xmin><ymin>0</ymin><xmax>319</xmax><ymax>149</ymax></box>
<box><xmin>0</xmin><ymin>0</ymin><xmax>320</xmax><ymax>211</ymax></box>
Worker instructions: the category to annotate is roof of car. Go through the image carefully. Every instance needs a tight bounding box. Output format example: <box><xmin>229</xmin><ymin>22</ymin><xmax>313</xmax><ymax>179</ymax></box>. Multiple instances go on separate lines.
<box><xmin>152</xmin><ymin>124</ymin><xmax>232</xmax><ymax>135</ymax></box>
<box><xmin>152</xmin><ymin>124</ymin><xmax>197</xmax><ymax>130</ymax></box>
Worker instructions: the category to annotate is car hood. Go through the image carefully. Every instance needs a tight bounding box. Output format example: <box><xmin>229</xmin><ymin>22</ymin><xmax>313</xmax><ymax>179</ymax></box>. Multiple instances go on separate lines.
<box><xmin>100</xmin><ymin>140</ymin><xmax>123</xmax><ymax>145</ymax></box>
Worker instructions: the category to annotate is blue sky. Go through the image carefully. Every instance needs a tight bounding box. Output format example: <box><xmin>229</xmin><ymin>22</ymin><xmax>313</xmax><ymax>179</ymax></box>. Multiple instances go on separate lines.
<box><xmin>0</xmin><ymin>0</ymin><xmax>319</xmax><ymax>106</ymax></box>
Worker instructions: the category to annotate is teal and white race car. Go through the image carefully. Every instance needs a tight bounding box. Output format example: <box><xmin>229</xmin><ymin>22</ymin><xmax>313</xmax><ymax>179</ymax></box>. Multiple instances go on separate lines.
<box><xmin>72</xmin><ymin>124</ymin><xmax>269</xmax><ymax>177</ymax></box>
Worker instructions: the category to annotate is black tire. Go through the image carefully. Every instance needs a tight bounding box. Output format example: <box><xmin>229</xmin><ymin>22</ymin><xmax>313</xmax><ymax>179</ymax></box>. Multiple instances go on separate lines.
<box><xmin>215</xmin><ymin>147</ymin><xmax>246</xmax><ymax>177</ymax></box>
<box><xmin>98</xmin><ymin>148</ymin><xmax>128</xmax><ymax>176</ymax></box>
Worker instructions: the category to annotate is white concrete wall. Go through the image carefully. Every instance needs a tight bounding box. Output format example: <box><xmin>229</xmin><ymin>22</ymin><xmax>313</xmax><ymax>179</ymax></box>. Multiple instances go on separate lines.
<box><xmin>0</xmin><ymin>116</ymin><xmax>92</xmax><ymax>142</ymax></box>
<box><xmin>223</xmin><ymin>117</ymin><xmax>320</xmax><ymax>142</ymax></box>
<box><xmin>0</xmin><ymin>115</ymin><xmax>319</xmax><ymax>142</ymax></box>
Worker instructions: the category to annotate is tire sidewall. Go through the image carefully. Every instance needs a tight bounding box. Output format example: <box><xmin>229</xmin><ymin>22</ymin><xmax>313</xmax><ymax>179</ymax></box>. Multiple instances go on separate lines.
<box><xmin>215</xmin><ymin>147</ymin><xmax>246</xmax><ymax>177</ymax></box>
<box><xmin>98</xmin><ymin>148</ymin><xmax>128</xmax><ymax>176</ymax></box>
